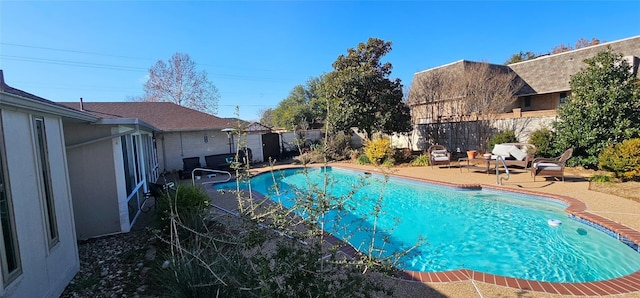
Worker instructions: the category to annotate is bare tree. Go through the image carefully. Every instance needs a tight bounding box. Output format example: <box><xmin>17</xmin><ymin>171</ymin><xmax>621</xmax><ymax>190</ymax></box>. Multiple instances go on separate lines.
<box><xmin>409</xmin><ymin>61</ymin><xmax>522</xmax><ymax>152</ymax></box>
<box><xmin>139</xmin><ymin>52</ymin><xmax>220</xmax><ymax>115</ymax></box>
<box><xmin>575</xmin><ymin>38</ymin><xmax>601</xmax><ymax>49</ymax></box>
<box><xmin>456</xmin><ymin>62</ymin><xmax>522</xmax><ymax>152</ymax></box>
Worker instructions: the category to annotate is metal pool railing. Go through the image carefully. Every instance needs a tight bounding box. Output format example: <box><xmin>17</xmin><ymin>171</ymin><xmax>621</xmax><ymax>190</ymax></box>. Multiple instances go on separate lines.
<box><xmin>496</xmin><ymin>156</ymin><xmax>510</xmax><ymax>185</ymax></box>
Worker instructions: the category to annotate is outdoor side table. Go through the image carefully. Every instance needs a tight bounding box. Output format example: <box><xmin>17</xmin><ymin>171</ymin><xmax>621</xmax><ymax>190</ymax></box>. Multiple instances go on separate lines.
<box><xmin>458</xmin><ymin>157</ymin><xmax>495</xmax><ymax>175</ymax></box>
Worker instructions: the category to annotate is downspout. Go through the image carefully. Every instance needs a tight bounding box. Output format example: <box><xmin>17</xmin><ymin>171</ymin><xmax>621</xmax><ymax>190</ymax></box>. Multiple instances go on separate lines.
<box><xmin>160</xmin><ymin>133</ymin><xmax>167</xmax><ymax>173</ymax></box>
<box><xmin>66</xmin><ymin>126</ymin><xmax>139</xmax><ymax>150</ymax></box>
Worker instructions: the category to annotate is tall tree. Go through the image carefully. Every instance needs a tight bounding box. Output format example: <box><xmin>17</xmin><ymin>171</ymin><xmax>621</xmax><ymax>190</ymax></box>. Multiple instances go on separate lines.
<box><xmin>271</xmin><ymin>85</ymin><xmax>315</xmax><ymax>130</ymax></box>
<box><xmin>504</xmin><ymin>51</ymin><xmax>537</xmax><ymax>64</ymax></box>
<box><xmin>553</xmin><ymin>49</ymin><xmax>640</xmax><ymax>168</ymax></box>
<box><xmin>139</xmin><ymin>52</ymin><xmax>220</xmax><ymax>115</ymax></box>
<box><xmin>324</xmin><ymin>38</ymin><xmax>411</xmax><ymax>138</ymax></box>
<box><xmin>258</xmin><ymin>108</ymin><xmax>274</xmax><ymax>127</ymax></box>
<box><xmin>575</xmin><ymin>38</ymin><xmax>601</xmax><ymax>49</ymax></box>
<box><xmin>505</xmin><ymin>38</ymin><xmax>603</xmax><ymax>63</ymax></box>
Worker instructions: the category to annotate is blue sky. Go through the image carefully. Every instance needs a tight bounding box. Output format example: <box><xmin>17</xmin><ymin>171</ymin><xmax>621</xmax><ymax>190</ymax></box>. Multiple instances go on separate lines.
<box><xmin>1</xmin><ymin>1</ymin><xmax>638</xmax><ymax>121</ymax></box>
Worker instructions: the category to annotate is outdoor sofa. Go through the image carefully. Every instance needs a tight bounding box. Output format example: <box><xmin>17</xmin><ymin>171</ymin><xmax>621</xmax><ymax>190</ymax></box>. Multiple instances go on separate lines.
<box><xmin>490</xmin><ymin>143</ymin><xmax>537</xmax><ymax>170</ymax></box>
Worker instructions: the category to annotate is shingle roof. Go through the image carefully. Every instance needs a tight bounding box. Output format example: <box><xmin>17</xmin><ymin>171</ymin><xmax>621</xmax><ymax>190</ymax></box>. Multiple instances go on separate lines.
<box><xmin>1</xmin><ymin>70</ymin><xmax>98</xmax><ymax>121</ymax></box>
<box><xmin>57</xmin><ymin>101</ymin><xmax>235</xmax><ymax>132</ymax></box>
<box><xmin>408</xmin><ymin>60</ymin><xmax>521</xmax><ymax>105</ymax></box>
<box><xmin>508</xmin><ymin>36</ymin><xmax>640</xmax><ymax>95</ymax></box>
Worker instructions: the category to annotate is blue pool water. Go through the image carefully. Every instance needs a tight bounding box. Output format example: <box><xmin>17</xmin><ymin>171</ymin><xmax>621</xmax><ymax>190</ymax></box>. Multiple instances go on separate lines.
<box><xmin>215</xmin><ymin>167</ymin><xmax>640</xmax><ymax>282</ymax></box>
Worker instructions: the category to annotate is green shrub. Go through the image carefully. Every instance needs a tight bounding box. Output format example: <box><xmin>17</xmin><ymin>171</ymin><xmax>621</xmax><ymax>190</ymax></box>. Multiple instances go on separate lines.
<box><xmin>364</xmin><ymin>135</ymin><xmax>394</xmax><ymax>165</ymax></box>
<box><xmin>294</xmin><ymin>144</ymin><xmax>328</xmax><ymax>164</ymax></box>
<box><xmin>528</xmin><ymin>128</ymin><xmax>555</xmax><ymax>158</ymax></box>
<box><xmin>589</xmin><ymin>174</ymin><xmax>615</xmax><ymax>183</ymax></box>
<box><xmin>381</xmin><ymin>157</ymin><xmax>396</xmax><ymax>167</ymax></box>
<box><xmin>411</xmin><ymin>154</ymin><xmax>430</xmax><ymax>166</ymax></box>
<box><xmin>393</xmin><ymin>148</ymin><xmax>413</xmax><ymax>164</ymax></box>
<box><xmin>356</xmin><ymin>154</ymin><xmax>370</xmax><ymax>165</ymax></box>
<box><xmin>598</xmin><ymin>138</ymin><xmax>640</xmax><ymax>181</ymax></box>
<box><xmin>487</xmin><ymin>130</ymin><xmax>518</xmax><ymax>152</ymax></box>
<box><xmin>155</xmin><ymin>184</ymin><xmax>210</xmax><ymax>233</ymax></box>
<box><xmin>325</xmin><ymin>131</ymin><xmax>353</xmax><ymax>161</ymax></box>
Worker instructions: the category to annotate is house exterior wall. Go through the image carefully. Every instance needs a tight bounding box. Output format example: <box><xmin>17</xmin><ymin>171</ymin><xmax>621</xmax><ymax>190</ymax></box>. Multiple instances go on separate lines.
<box><xmin>0</xmin><ymin>109</ymin><xmax>79</xmax><ymax>297</ymax></box>
<box><xmin>157</xmin><ymin>130</ymin><xmax>231</xmax><ymax>172</ymax></box>
<box><xmin>395</xmin><ymin>112</ymin><xmax>556</xmax><ymax>152</ymax></box>
<box><xmin>64</xmin><ymin>124</ymin><xmax>121</xmax><ymax>240</ymax></box>
<box><xmin>408</xmin><ymin>36</ymin><xmax>639</xmax><ymax>129</ymax></box>
<box><xmin>64</xmin><ymin>123</ymin><xmax>158</xmax><ymax>240</ymax></box>
<box><xmin>518</xmin><ymin>93</ymin><xmax>560</xmax><ymax>111</ymax></box>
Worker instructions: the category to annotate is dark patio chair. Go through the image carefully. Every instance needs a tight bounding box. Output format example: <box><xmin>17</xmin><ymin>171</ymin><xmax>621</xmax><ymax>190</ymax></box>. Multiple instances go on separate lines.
<box><xmin>179</xmin><ymin>156</ymin><xmax>201</xmax><ymax>179</ymax></box>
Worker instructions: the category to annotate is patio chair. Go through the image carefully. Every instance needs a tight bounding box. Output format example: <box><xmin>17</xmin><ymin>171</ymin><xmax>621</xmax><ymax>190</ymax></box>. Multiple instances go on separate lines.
<box><xmin>428</xmin><ymin>145</ymin><xmax>451</xmax><ymax>169</ymax></box>
<box><xmin>179</xmin><ymin>156</ymin><xmax>201</xmax><ymax>179</ymax></box>
<box><xmin>531</xmin><ymin>148</ymin><xmax>573</xmax><ymax>182</ymax></box>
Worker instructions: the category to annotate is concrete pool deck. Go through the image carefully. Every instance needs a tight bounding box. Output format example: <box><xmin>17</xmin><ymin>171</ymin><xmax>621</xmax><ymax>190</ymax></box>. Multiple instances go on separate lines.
<box><xmin>206</xmin><ymin>161</ymin><xmax>640</xmax><ymax>297</ymax></box>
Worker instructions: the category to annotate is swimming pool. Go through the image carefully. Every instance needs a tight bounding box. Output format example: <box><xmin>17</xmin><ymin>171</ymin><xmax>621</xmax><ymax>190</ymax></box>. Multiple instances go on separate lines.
<box><xmin>215</xmin><ymin>167</ymin><xmax>640</xmax><ymax>283</ymax></box>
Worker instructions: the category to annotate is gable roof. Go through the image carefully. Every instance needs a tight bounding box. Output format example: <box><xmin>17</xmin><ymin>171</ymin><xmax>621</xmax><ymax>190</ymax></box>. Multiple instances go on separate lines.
<box><xmin>58</xmin><ymin>101</ymin><xmax>234</xmax><ymax>132</ymax></box>
<box><xmin>245</xmin><ymin>122</ymin><xmax>272</xmax><ymax>133</ymax></box>
<box><xmin>508</xmin><ymin>35</ymin><xmax>640</xmax><ymax>95</ymax></box>
<box><xmin>408</xmin><ymin>60</ymin><xmax>519</xmax><ymax>105</ymax></box>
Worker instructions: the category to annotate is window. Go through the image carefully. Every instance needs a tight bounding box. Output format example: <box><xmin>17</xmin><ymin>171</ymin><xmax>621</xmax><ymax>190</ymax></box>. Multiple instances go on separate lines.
<box><xmin>560</xmin><ymin>92</ymin><xmax>568</xmax><ymax>104</ymax></box>
<box><xmin>0</xmin><ymin>114</ymin><xmax>21</xmax><ymax>284</ymax></box>
<box><xmin>121</xmin><ymin>135</ymin><xmax>146</xmax><ymax>223</ymax></box>
<box><xmin>523</xmin><ymin>96</ymin><xmax>532</xmax><ymax>108</ymax></box>
<box><xmin>33</xmin><ymin>117</ymin><xmax>59</xmax><ymax>247</ymax></box>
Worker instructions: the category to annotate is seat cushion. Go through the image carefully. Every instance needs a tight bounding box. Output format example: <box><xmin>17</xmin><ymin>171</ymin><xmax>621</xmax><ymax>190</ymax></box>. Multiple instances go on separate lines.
<box><xmin>509</xmin><ymin>146</ymin><xmax>528</xmax><ymax>161</ymax></box>
<box><xmin>492</xmin><ymin>144</ymin><xmax>514</xmax><ymax>158</ymax></box>
<box><xmin>534</xmin><ymin>162</ymin><xmax>562</xmax><ymax>171</ymax></box>
<box><xmin>431</xmin><ymin>149</ymin><xmax>448</xmax><ymax>157</ymax></box>
<box><xmin>432</xmin><ymin>156</ymin><xmax>450</xmax><ymax>162</ymax></box>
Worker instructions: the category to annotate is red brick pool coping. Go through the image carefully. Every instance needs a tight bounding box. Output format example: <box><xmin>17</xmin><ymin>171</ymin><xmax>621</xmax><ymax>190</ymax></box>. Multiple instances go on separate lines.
<box><xmin>244</xmin><ymin>165</ymin><xmax>640</xmax><ymax>295</ymax></box>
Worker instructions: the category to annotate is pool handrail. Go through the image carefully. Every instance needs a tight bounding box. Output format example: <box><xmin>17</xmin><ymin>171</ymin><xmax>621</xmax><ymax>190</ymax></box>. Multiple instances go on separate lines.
<box><xmin>496</xmin><ymin>156</ymin><xmax>510</xmax><ymax>185</ymax></box>
<box><xmin>191</xmin><ymin>168</ymin><xmax>232</xmax><ymax>186</ymax></box>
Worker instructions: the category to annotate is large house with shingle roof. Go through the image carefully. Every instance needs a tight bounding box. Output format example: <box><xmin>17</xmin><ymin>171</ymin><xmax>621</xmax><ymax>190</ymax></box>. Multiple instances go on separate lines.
<box><xmin>507</xmin><ymin>35</ymin><xmax>639</xmax><ymax>113</ymax></box>
<box><xmin>406</xmin><ymin>35</ymin><xmax>640</xmax><ymax>151</ymax></box>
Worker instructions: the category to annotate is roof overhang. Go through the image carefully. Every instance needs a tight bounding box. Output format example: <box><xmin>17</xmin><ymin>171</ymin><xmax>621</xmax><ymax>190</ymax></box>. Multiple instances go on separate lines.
<box><xmin>95</xmin><ymin>117</ymin><xmax>158</xmax><ymax>132</ymax></box>
<box><xmin>1</xmin><ymin>91</ymin><xmax>99</xmax><ymax>122</ymax></box>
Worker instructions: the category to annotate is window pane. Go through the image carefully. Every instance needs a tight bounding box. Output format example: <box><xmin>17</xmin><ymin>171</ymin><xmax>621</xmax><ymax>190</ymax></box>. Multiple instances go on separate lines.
<box><xmin>0</xmin><ymin>120</ymin><xmax>21</xmax><ymax>283</ymax></box>
<box><xmin>34</xmin><ymin>118</ymin><xmax>58</xmax><ymax>246</ymax></box>
<box><xmin>121</xmin><ymin>136</ymin><xmax>134</xmax><ymax>195</ymax></box>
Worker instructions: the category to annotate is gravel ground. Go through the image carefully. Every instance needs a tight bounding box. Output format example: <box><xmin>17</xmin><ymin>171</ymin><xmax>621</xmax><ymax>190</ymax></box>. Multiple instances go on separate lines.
<box><xmin>61</xmin><ymin>215</ymin><xmax>159</xmax><ymax>297</ymax></box>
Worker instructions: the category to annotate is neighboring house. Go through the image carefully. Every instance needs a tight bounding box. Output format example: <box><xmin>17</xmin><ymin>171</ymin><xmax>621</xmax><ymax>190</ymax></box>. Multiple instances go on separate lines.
<box><xmin>406</xmin><ymin>35</ymin><xmax>640</xmax><ymax>150</ymax></box>
<box><xmin>508</xmin><ymin>35</ymin><xmax>639</xmax><ymax>113</ymax></box>
<box><xmin>244</xmin><ymin>122</ymin><xmax>272</xmax><ymax>134</ymax></box>
<box><xmin>58</xmin><ymin>102</ymin><xmax>250</xmax><ymax>173</ymax></box>
<box><xmin>0</xmin><ymin>71</ymin><xmax>95</xmax><ymax>297</ymax></box>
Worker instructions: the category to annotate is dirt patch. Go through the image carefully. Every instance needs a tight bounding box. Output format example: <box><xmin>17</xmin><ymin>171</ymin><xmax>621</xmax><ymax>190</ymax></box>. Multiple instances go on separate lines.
<box><xmin>566</xmin><ymin>167</ymin><xmax>640</xmax><ymax>203</ymax></box>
